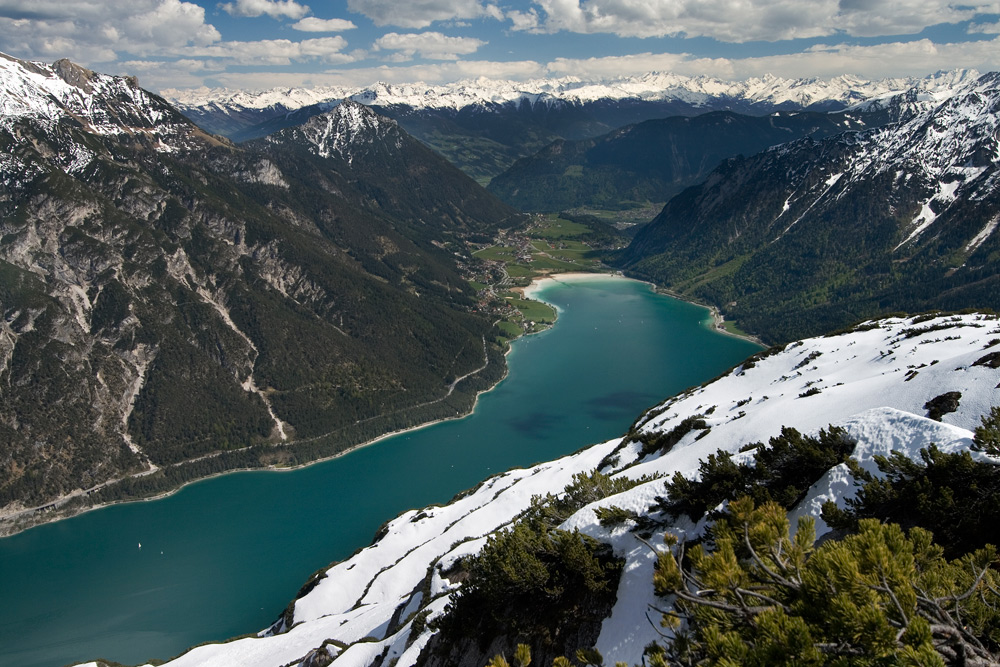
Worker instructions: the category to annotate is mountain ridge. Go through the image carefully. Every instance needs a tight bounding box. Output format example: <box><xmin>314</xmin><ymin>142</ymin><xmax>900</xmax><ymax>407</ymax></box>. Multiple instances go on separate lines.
<box><xmin>164</xmin><ymin>69</ymin><xmax>979</xmax><ymax>116</ymax></box>
<box><xmin>0</xmin><ymin>52</ymin><xmax>220</xmax><ymax>152</ymax></box>
<box><xmin>486</xmin><ymin>108</ymin><xmax>878</xmax><ymax>212</ymax></box>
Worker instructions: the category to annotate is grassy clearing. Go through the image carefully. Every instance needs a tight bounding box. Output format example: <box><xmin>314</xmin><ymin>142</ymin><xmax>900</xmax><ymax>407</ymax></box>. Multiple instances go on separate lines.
<box><xmin>529</xmin><ymin>256</ymin><xmax>588</xmax><ymax>273</ymax></box>
<box><xmin>532</xmin><ymin>215</ymin><xmax>590</xmax><ymax>239</ymax></box>
<box><xmin>721</xmin><ymin>320</ymin><xmax>751</xmax><ymax>337</ymax></box>
<box><xmin>496</xmin><ymin>320</ymin><xmax>522</xmax><ymax>341</ymax></box>
<box><xmin>505</xmin><ymin>294</ymin><xmax>557</xmax><ymax>323</ymax></box>
<box><xmin>505</xmin><ymin>264</ymin><xmax>535</xmax><ymax>279</ymax></box>
<box><xmin>675</xmin><ymin>255</ymin><xmax>749</xmax><ymax>293</ymax></box>
<box><xmin>473</xmin><ymin>246</ymin><xmax>519</xmax><ymax>261</ymax></box>
<box><xmin>561</xmin><ymin>205</ymin><xmax>663</xmax><ymax>227</ymax></box>
<box><xmin>538</xmin><ymin>241</ymin><xmax>595</xmax><ymax>263</ymax></box>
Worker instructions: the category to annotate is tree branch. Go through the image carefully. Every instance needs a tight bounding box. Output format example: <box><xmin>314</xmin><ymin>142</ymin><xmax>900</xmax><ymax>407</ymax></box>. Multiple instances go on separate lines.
<box><xmin>742</xmin><ymin>523</ymin><xmax>799</xmax><ymax>590</ymax></box>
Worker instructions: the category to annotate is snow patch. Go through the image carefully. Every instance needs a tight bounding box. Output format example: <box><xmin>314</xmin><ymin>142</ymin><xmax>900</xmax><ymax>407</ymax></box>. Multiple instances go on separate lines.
<box><xmin>966</xmin><ymin>214</ymin><xmax>999</xmax><ymax>253</ymax></box>
<box><xmin>894</xmin><ymin>198</ymin><xmax>939</xmax><ymax>250</ymax></box>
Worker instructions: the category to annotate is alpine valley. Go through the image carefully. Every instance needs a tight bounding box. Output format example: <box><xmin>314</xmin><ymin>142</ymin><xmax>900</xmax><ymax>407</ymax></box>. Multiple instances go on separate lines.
<box><xmin>2</xmin><ymin>50</ymin><xmax>1000</xmax><ymax>667</ymax></box>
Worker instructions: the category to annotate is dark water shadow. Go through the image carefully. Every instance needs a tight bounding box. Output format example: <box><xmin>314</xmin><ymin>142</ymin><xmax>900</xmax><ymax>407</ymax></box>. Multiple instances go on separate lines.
<box><xmin>585</xmin><ymin>390</ymin><xmax>658</xmax><ymax>422</ymax></box>
<box><xmin>508</xmin><ymin>411</ymin><xmax>565</xmax><ymax>439</ymax></box>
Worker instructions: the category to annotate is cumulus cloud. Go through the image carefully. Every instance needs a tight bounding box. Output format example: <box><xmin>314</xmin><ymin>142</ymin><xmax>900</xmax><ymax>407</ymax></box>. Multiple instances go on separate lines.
<box><xmin>374</xmin><ymin>31</ymin><xmax>485</xmax><ymax>60</ymax></box>
<box><xmin>125</xmin><ymin>58</ymin><xmax>219</xmax><ymax>73</ymax></box>
<box><xmin>749</xmin><ymin>37</ymin><xmax>1000</xmax><ymax>78</ymax></box>
<box><xmin>203</xmin><ymin>58</ymin><xmax>544</xmax><ymax>89</ymax></box>
<box><xmin>146</xmin><ymin>30</ymin><xmax>1000</xmax><ymax>91</ymax></box>
<box><xmin>531</xmin><ymin>0</ymin><xmax>995</xmax><ymax>42</ymax></box>
<box><xmin>484</xmin><ymin>4</ymin><xmax>504</xmax><ymax>20</ymax></box>
<box><xmin>968</xmin><ymin>20</ymin><xmax>1000</xmax><ymax>34</ymax></box>
<box><xmin>545</xmin><ymin>52</ymin><xmax>701</xmax><ymax>78</ymax></box>
<box><xmin>0</xmin><ymin>0</ymin><xmax>360</xmax><ymax>72</ymax></box>
<box><xmin>181</xmin><ymin>36</ymin><xmax>353</xmax><ymax>65</ymax></box>
<box><xmin>507</xmin><ymin>8</ymin><xmax>541</xmax><ymax>31</ymax></box>
<box><xmin>543</xmin><ymin>37</ymin><xmax>1000</xmax><ymax>80</ymax></box>
<box><xmin>346</xmin><ymin>0</ymin><xmax>498</xmax><ymax>28</ymax></box>
<box><xmin>119</xmin><ymin>58</ymin><xmax>223</xmax><ymax>88</ymax></box>
<box><xmin>0</xmin><ymin>0</ymin><xmax>220</xmax><ymax>62</ymax></box>
<box><xmin>292</xmin><ymin>17</ymin><xmax>358</xmax><ymax>32</ymax></box>
<box><xmin>218</xmin><ymin>0</ymin><xmax>310</xmax><ymax>20</ymax></box>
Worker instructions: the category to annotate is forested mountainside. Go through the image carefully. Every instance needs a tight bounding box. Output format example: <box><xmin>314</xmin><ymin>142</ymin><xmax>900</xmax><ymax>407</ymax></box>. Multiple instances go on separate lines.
<box><xmin>486</xmin><ymin>110</ymin><xmax>874</xmax><ymax>212</ymax></box>
<box><xmin>618</xmin><ymin>71</ymin><xmax>1000</xmax><ymax>344</ymax></box>
<box><xmin>88</xmin><ymin>312</ymin><xmax>1000</xmax><ymax>667</ymax></box>
<box><xmin>169</xmin><ymin>71</ymin><xmax>975</xmax><ymax>184</ymax></box>
<box><xmin>0</xmin><ymin>53</ymin><xmax>522</xmax><ymax>528</ymax></box>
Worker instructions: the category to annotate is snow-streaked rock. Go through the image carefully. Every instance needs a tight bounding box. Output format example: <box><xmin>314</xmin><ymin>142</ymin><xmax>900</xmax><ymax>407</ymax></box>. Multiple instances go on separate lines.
<box><xmin>267</xmin><ymin>101</ymin><xmax>401</xmax><ymax>164</ymax></box>
<box><xmin>138</xmin><ymin>313</ymin><xmax>999</xmax><ymax>667</ymax></box>
<box><xmin>0</xmin><ymin>52</ymin><xmax>206</xmax><ymax>152</ymax></box>
<box><xmin>764</xmin><ymin>71</ymin><xmax>1000</xmax><ymax>253</ymax></box>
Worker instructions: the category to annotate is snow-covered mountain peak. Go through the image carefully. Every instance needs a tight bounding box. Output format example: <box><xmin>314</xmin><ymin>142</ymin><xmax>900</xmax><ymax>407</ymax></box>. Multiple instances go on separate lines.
<box><xmin>847</xmin><ymin>69</ymin><xmax>981</xmax><ymax>115</ymax></box>
<box><xmin>268</xmin><ymin>99</ymin><xmax>401</xmax><ymax>162</ymax></box>
<box><xmin>0</xmin><ymin>51</ymin><xmax>203</xmax><ymax>151</ymax></box>
<box><xmin>843</xmin><ymin>71</ymin><xmax>999</xmax><ymax>193</ymax></box>
<box><xmin>741</xmin><ymin>70</ymin><xmax>1000</xmax><ymax>255</ymax></box>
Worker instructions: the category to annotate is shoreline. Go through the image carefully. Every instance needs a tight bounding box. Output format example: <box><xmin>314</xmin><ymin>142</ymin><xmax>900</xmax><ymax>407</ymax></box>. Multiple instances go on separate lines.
<box><xmin>520</xmin><ymin>270</ymin><xmax>764</xmax><ymax>346</ymax></box>
<box><xmin>704</xmin><ymin>304</ymin><xmax>765</xmax><ymax>345</ymax></box>
<box><xmin>0</xmin><ymin>325</ymin><xmax>521</xmax><ymax>540</ymax></box>
<box><xmin>0</xmin><ymin>270</ymin><xmax>758</xmax><ymax>539</ymax></box>
<box><xmin>519</xmin><ymin>270</ymin><xmax>621</xmax><ymax>300</ymax></box>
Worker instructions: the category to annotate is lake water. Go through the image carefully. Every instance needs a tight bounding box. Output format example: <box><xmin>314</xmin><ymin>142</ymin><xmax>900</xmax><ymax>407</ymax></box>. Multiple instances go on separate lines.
<box><xmin>0</xmin><ymin>275</ymin><xmax>760</xmax><ymax>667</ymax></box>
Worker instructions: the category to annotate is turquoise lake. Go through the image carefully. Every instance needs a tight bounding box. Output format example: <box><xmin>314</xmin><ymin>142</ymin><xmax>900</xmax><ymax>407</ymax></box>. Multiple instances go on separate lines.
<box><xmin>0</xmin><ymin>275</ymin><xmax>760</xmax><ymax>667</ymax></box>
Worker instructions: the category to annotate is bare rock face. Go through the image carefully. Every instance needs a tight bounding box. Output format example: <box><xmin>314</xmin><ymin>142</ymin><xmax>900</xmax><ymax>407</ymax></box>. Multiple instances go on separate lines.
<box><xmin>52</xmin><ymin>58</ymin><xmax>96</xmax><ymax>93</ymax></box>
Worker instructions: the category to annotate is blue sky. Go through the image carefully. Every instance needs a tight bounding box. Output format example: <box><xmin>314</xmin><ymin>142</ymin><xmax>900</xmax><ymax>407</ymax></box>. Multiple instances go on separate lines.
<box><xmin>1</xmin><ymin>0</ymin><xmax>1000</xmax><ymax>92</ymax></box>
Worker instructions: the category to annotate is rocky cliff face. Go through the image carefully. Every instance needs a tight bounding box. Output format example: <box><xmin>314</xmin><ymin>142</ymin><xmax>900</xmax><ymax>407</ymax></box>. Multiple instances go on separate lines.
<box><xmin>0</xmin><ymin>54</ymin><xmax>520</xmax><ymax>528</ymax></box>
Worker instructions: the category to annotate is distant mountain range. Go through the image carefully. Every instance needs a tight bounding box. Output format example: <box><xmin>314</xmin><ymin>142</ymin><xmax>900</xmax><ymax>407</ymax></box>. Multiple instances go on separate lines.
<box><xmin>485</xmin><ymin>75</ymin><xmax>982</xmax><ymax>213</ymax></box>
<box><xmin>167</xmin><ymin>70</ymin><xmax>978</xmax><ymax>184</ymax></box>
<box><xmin>166</xmin><ymin>70</ymin><xmax>977</xmax><ymax>119</ymax></box>
<box><xmin>618</xmin><ymin>71</ymin><xmax>1000</xmax><ymax>343</ymax></box>
<box><xmin>0</xmin><ymin>52</ymin><xmax>520</xmax><ymax>528</ymax></box>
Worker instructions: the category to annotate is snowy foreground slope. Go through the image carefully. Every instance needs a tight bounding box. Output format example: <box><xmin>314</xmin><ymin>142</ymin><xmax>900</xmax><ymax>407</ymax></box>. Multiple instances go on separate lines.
<box><xmin>84</xmin><ymin>313</ymin><xmax>1000</xmax><ymax>667</ymax></box>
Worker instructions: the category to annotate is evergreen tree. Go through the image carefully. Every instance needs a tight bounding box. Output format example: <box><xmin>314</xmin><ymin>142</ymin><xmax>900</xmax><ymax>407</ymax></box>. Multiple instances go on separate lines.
<box><xmin>973</xmin><ymin>406</ymin><xmax>1000</xmax><ymax>456</ymax></box>
<box><xmin>651</xmin><ymin>497</ymin><xmax>1000</xmax><ymax>666</ymax></box>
